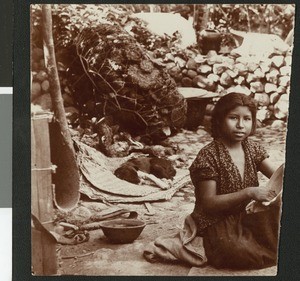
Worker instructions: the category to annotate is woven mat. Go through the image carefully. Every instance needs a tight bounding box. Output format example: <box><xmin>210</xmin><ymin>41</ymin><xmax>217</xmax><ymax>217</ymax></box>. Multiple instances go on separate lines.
<box><xmin>75</xmin><ymin>140</ymin><xmax>191</xmax><ymax>203</ymax></box>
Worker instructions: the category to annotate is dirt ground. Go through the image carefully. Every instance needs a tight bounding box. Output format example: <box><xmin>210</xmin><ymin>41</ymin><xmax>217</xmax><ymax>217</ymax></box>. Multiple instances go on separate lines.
<box><xmin>57</xmin><ymin>123</ymin><xmax>286</xmax><ymax>276</ymax></box>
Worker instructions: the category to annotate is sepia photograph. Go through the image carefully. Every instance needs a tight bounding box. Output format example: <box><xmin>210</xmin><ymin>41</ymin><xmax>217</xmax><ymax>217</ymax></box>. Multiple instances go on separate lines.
<box><xmin>30</xmin><ymin>3</ymin><xmax>295</xmax><ymax>276</ymax></box>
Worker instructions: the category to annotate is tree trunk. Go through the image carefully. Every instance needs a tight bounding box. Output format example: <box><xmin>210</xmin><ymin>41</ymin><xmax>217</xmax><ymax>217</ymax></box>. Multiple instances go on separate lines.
<box><xmin>199</xmin><ymin>4</ymin><xmax>210</xmax><ymax>31</ymax></box>
<box><xmin>41</xmin><ymin>4</ymin><xmax>80</xmax><ymax>210</ymax></box>
<box><xmin>41</xmin><ymin>4</ymin><xmax>75</xmax><ymax>154</ymax></box>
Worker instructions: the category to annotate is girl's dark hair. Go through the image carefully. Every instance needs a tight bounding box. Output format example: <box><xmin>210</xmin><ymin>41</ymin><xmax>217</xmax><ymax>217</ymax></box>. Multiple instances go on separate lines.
<box><xmin>211</xmin><ymin>93</ymin><xmax>257</xmax><ymax>139</ymax></box>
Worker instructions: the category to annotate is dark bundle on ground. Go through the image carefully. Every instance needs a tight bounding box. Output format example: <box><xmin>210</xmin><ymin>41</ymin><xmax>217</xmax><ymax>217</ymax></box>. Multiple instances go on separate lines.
<box><xmin>66</xmin><ymin>23</ymin><xmax>187</xmax><ymax>143</ymax></box>
<box><xmin>114</xmin><ymin>156</ymin><xmax>176</xmax><ymax>184</ymax></box>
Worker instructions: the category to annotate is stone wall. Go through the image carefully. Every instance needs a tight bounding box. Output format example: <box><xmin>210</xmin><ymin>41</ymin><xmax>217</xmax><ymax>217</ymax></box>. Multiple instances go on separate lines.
<box><xmin>165</xmin><ymin>47</ymin><xmax>292</xmax><ymax>127</ymax></box>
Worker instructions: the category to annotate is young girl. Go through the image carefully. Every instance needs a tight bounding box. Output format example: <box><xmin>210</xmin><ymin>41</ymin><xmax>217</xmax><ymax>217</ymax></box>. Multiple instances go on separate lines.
<box><xmin>189</xmin><ymin>92</ymin><xmax>281</xmax><ymax>269</ymax></box>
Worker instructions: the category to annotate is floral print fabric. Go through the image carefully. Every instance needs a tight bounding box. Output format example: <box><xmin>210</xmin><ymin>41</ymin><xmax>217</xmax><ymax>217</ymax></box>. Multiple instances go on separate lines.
<box><xmin>189</xmin><ymin>138</ymin><xmax>269</xmax><ymax>235</ymax></box>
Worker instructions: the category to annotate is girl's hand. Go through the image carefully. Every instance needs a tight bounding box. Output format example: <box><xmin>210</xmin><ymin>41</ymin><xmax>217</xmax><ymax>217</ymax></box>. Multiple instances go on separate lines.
<box><xmin>247</xmin><ymin>186</ymin><xmax>277</xmax><ymax>202</ymax></box>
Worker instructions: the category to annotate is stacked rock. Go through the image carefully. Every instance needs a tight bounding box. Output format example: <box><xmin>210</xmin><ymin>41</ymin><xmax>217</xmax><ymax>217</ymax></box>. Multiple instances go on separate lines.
<box><xmin>166</xmin><ymin>48</ymin><xmax>292</xmax><ymax>125</ymax></box>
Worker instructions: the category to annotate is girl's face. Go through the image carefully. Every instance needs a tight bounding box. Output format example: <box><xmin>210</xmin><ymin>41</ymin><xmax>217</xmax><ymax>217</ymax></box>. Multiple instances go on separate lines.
<box><xmin>220</xmin><ymin>106</ymin><xmax>253</xmax><ymax>145</ymax></box>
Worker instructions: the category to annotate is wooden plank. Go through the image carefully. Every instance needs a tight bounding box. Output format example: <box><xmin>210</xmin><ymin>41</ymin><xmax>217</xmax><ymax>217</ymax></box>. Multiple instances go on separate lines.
<box><xmin>31</xmin><ymin>119</ymin><xmax>39</xmax><ymax>217</ymax></box>
<box><xmin>31</xmin><ymin>117</ymin><xmax>57</xmax><ymax>275</ymax></box>
<box><xmin>40</xmin><ymin>230</ymin><xmax>58</xmax><ymax>275</ymax></box>
<box><xmin>31</xmin><ymin>118</ymin><xmax>53</xmax><ymax>221</ymax></box>
<box><xmin>144</xmin><ymin>202</ymin><xmax>155</xmax><ymax>216</ymax></box>
<box><xmin>31</xmin><ymin>229</ymin><xmax>44</xmax><ymax>275</ymax></box>
<box><xmin>177</xmin><ymin>87</ymin><xmax>219</xmax><ymax>100</ymax></box>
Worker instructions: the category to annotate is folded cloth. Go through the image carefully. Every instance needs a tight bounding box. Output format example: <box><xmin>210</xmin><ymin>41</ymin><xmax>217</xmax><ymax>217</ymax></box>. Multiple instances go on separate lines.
<box><xmin>143</xmin><ymin>215</ymin><xmax>207</xmax><ymax>267</ymax></box>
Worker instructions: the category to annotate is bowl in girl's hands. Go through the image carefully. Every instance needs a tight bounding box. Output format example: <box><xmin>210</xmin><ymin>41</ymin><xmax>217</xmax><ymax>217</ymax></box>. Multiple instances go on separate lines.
<box><xmin>99</xmin><ymin>219</ymin><xmax>146</xmax><ymax>244</ymax></box>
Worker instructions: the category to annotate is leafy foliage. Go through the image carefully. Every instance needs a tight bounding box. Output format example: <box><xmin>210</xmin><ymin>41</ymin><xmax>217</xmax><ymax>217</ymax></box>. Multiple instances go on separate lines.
<box><xmin>210</xmin><ymin>4</ymin><xmax>294</xmax><ymax>38</ymax></box>
<box><xmin>32</xmin><ymin>4</ymin><xmax>130</xmax><ymax>49</ymax></box>
<box><xmin>31</xmin><ymin>4</ymin><xmax>182</xmax><ymax>52</ymax></box>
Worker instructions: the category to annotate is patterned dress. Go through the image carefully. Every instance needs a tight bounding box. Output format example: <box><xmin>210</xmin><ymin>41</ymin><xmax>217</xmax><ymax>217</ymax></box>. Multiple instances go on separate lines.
<box><xmin>189</xmin><ymin>138</ymin><xmax>269</xmax><ymax>236</ymax></box>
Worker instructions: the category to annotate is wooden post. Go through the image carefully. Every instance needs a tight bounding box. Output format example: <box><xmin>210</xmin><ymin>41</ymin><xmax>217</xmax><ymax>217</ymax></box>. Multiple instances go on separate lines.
<box><xmin>31</xmin><ymin>115</ymin><xmax>57</xmax><ymax>275</ymax></box>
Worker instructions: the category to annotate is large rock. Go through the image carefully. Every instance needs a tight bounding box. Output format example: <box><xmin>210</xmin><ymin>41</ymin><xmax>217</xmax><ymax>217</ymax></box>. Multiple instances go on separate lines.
<box><xmin>230</xmin><ymin>30</ymin><xmax>289</xmax><ymax>58</ymax></box>
<box><xmin>133</xmin><ymin>12</ymin><xmax>197</xmax><ymax>48</ymax></box>
<box><xmin>274</xmin><ymin>94</ymin><xmax>289</xmax><ymax>119</ymax></box>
